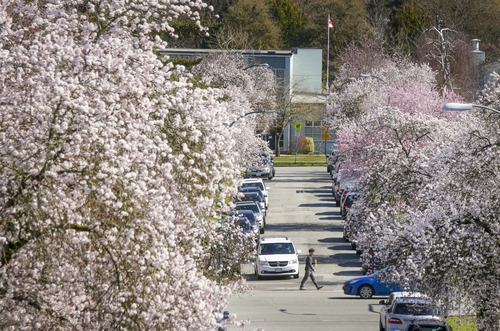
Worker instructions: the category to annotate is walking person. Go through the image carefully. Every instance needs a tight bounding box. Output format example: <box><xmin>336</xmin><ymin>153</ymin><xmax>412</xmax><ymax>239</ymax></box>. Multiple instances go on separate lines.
<box><xmin>300</xmin><ymin>248</ymin><xmax>323</xmax><ymax>290</ymax></box>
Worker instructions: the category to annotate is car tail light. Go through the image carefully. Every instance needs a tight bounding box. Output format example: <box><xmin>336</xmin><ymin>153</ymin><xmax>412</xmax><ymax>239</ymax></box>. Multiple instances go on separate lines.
<box><xmin>389</xmin><ymin>318</ymin><xmax>403</xmax><ymax>324</ymax></box>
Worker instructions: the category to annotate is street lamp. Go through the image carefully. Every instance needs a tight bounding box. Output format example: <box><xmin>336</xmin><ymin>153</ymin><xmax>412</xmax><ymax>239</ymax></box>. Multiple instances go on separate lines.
<box><xmin>442</xmin><ymin>103</ymin><xmax>500</xmax><ymax>115</ymax></box>
<box><xmin>223</xmin><ymin>110</ymin><xmax>278</xmax><ymax>128</ymax></box>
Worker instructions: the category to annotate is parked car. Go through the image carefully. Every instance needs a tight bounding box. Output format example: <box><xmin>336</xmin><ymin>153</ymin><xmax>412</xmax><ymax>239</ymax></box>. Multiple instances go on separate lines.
<box><xmin>334</xmin><ymin>175</ymin><xmax>356</xmax><ymax>207</ymax></box>
<box><xmin>361</xmin><ymin>249</ymin><xmax>383</xmax><ymax>275</ymax></box>
<box><xmin>235</xmin><ymin>191</ymin><xmax>266</xmax><ymax>214</ymax></box>
<box><xmin>235</xmin><ymin>216</ymin><xmax>260</xmax><ymax>239</ymax></box>
<box><xmin>341</xmin><ymin>191</ymin><xmax>359</xmax><ymax>219</ymax></box>
<box><xmin>235</xmin><ymin>201</ymin><xmax>266</xmax><ymax>234</ymax></box>
<box><xmin>216</xmin><ymin>311</ymin><xmax>230</xmax><ymax>331</ymax></box>
<box><xmin>239</xmin><ymin>186</ymin><xmax>268</xmax><ymax>209</ymax></box>
<box><xmin>245</xmin><ymin>153</ymin><xmax>275</xmax><ymax>180</ymax></box>
<box><xmin>379</xmin><ymin>291</ymin><xmax>427</xmax><ymax>308</ymax></box>
<box><xmin>255</xmin><ymin>236</ymin><xmax>301</xmax><ymax>279</ymax></box>
<box><xmin>343</xmin><ymin>268</ymin><xmax>402</xmax><ymax>299</ymax></box>
<box><xmin>241</xmin><ymin>178</ymin><xmax>269</xmax><ymax>207</ymax></box>
<box><xmin>379</xmin><ymin>296</ymin><xmax>441</xmax><ymax>331</ymax></box>
<box><xmin>343</xmin><ymin>209</ymin><xmax>366</xmax><ymax>254</ymax></box>
<box><xmin>326</xmin><ymin>149</ymin><xmax>338</xmax><ymax>173</ymax></box>
<box><xmin>404</xmin><ymin>321</ymin><xmax>453</xmax><ymax>331</ymax></box>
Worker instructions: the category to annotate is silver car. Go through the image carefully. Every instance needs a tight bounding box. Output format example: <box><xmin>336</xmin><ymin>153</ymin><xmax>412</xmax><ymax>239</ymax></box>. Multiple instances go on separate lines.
<box><xmin>235</xmin><ymin>201</ymin><xmax>266</xmax><ymax>234</ymax></box>
<box><xmin>380</xmin><ymin>296</ymin><xmax>441</xmax><ymax>331</ymax></box>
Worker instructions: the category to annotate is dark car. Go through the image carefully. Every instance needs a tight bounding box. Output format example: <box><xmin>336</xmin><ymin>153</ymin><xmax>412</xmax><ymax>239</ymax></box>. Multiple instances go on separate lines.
<box><xmin>236</xmin><ymin>216</ymin><xmax>260</xmax><ymax>239</ymax></box>
<box><xmin>341</xmin><ymin>192</ymin><xmax>359</xmax><ymax>219</ymax></box>
<box><xmin>235</xmin><ymin>191</ymin><xmax>266</xmax><ymax>214</ymax></box>
<box><xmin>234</xmin><ymin>202</ymin><xmax>266</xmax><ymax>234</ymax></box>
<box><xmin>239</xmin><ymin>186</ymin><xmax>268</xmax><ymax>209</ymax></box>
<box><xmin>228</xmin><ymin>210</ymin><xmax>261</xmax><ymax>235</ymax></box>
<box><xmin>216</xmin><ymin>311</ymin><xmax>230</xmax><ymax>331</ymax></box>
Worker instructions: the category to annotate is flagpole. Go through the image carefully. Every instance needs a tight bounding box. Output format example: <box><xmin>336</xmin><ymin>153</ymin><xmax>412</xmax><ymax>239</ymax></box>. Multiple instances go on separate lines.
<box><xmin>326</xmin><ymin>14</ymin><xmax>331</xmax><ymax>92</ymax></box>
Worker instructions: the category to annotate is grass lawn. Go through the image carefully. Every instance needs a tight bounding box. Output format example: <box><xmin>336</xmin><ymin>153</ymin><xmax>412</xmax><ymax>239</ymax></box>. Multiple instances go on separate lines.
<box><xmin>445</xmin><ymin>316</ymin><xmax>476</xmax><ymax>331</ymax></box>
<box><xmin>273</xmin><ymin>153</ymin><xmax>328</xmax><ymax>167</ymax></box>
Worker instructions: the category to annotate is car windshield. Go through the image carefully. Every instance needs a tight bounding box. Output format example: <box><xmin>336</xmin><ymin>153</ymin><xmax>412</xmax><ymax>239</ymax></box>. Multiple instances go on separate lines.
<box><xmin>236</xmin><ymin>204</ymin><xmax>260</xmax><ymax>214</ymax></box>
<box><xmin>237</xmin><ymin>218</ymin><xmax>251</xmax><ymax>230</ymax></box>
<box><xmin>394</xmin><ymin>303</ymin><xmax>436</xmax><ymax>315</ymax></box>
<box><xmin>345</xmin><ymin>195</ymin><xmax>359</xmax><ymax>205</ymax></box>
<box><xmin>240</xmin><ymin>193</ymin><xmax>263</xmax><ymax>202</ymax></box>
<box><xmin>408</xmin><ymin>326</ymin><xmax>447</xmax><ymax>331</ymax></box>
<box><xmin>259</xmin><ymin>243</ymin><xmax>295</xmax><ymax>255</ymax></box>
<box><xmin>242</xmin><ymin>189</ymin><xmax>263</xmax><ymax>199</ymax></box>
<box><xmin>234</xmin><ymin>211</ymin><xmax>256</xmax><ymax>222</ymax></box>
<box><xmin>242</xmin><ymin>182</ymin><xmax>265</xmax><ymax>191</ymax></box>
<box><xmin>259</xmin><ymin>158</ymin><xmax>271</xmax><ymax>165</ymax></box>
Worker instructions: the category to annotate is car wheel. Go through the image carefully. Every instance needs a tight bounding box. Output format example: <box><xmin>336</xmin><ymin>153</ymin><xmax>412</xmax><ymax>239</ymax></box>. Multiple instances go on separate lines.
<box><xmin>255</xmin><ymin>268</ymin><xmax>262</xmax><ymax>280</ymax></box>
<box><xmin>358</xmin><ymin>285</ymin><xmax>374</xmax><ymax>299</ymax></box>
<box><xmin>268</xmin><ymin>176</ymin><xmax>272</xmax><ymax>180</ymax></box>
<box><xmin>356</xmin><ymin>249</ymin><xmax>362</xmax><ymax>255</ymax></box>
<box><xmin>351</xmin><ymin>242</ymin><xmax>356</xmax><ymax>250</ymax></box>
<box><xmin>260</xmin><ymin>227</ymin><xmax>265</xmax><ymax>234</ymax></box>
<box><xmin>293</xmin><ymin>273</ymin><xmax>299</xmax><ymax>279</ymax></box>
<box><xmin>379</xmin><ymin>320</ymin><xmax>385</xmax><ymax>331</ymax></box>
<box><xmin>336</xmin><ymin>199</ymin><xmax>340</xmax><ymax>207</ymax></box>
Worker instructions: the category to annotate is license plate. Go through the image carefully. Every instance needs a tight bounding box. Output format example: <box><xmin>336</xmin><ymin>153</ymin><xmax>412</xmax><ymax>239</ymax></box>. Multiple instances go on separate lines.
<box><xmin>275</xmin><ymin>268</ymin><xmax>282</xmax><ymax>272</ymax></box>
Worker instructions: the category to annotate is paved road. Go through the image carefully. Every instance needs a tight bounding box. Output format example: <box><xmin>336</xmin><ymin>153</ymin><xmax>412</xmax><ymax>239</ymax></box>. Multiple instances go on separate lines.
<box><xmin>226</xmin><ymin>167</ymin><xmax>384</xmax><ymax>331</ymax></box>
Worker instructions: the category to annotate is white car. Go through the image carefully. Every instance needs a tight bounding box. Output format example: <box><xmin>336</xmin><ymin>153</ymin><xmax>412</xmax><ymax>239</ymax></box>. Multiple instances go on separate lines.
<box><xmin>255</xmin><ymin>236</ymin><xmax>301</xmax><ymax>279</ymax></box>
<box><xmin>241</xmin><ymin>178</ymin><xmax>269</xmax><ymax>208</ymax></box>
<box><xmin>379</xmin><ymin>295</ymin><xmax>440</xmax><ymax>331</ymax></box>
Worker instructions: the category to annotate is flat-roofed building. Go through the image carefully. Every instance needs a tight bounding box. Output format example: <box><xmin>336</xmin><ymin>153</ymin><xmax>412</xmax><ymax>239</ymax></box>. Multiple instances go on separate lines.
<box><xmin>159</xmin><ymin>47</ymin><xmax>332</xmax><ymax>153</ymax></box>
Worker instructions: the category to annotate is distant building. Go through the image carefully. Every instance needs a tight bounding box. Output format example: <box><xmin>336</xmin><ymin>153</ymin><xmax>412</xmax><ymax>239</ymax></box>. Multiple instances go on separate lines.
<box><xmin>158</xmin><ymin>47</ymin><xmax>331</xmax><ymax>153</ymax></box>
<box><xmin>472</xmin><ymin>39</ymin><xmax>500</xmax><ymax>89</ymax></box>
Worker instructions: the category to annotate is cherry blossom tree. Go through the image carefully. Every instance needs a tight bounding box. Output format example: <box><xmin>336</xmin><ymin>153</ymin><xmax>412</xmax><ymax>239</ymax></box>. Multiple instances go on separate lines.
<box><xmin>0</xmin><ymin>0</ymin><xmax>259</xmax><ymax>330</ymax></box>
<box><xmin>328</xmin><ymin>42</ymin><xmax>500</xmax><ymax>330</ymax></box>
<box><xmin>368</xmin><ymin>74</ymin><xmax>500</xmax><ymax>331</ymax></box>
<box><xmin>190</xmin><ymin>52</ymin><xmax>277</xmax><ymax>163</ymax></box>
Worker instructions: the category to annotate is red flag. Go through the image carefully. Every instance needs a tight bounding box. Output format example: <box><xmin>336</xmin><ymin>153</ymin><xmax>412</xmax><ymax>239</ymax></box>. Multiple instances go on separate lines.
<box><xmin>328</xmin><ymin>19</ymin><xmax>334</xmax><ymax>29</ymax></box>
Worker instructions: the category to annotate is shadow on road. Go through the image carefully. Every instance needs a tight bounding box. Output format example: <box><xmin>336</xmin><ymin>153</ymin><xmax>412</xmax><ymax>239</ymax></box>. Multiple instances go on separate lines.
<box><xmin>279</xmin><ymin>309</ymin><xmax>316</xmax><ymax>316</ymax></box>
<box><xmin>272</xmin><ymin>177</ymin><xmax>331</xmax><ymax>184</ymax></box>
<box><xmin>315</xmin><ymin>211</ymin><xmax>337</xmax><ymax>216</ymax></box>
<box><xmin>318</xmin><ymin>237</ymin><xmax>346</xmax><ymax>243</ymax></box>
<box><xmin>264</xmin><ymin>223</ymin><xmax>340</xmax><ymax>232</ymax></box>
<box><xmin>299</xmin><ymin>203</ymin><xmax>336</xmax><ymax>208</ymax></box>
<box><xmin>334</xmin><ymin>270</ymin><xmax>362</xmax><ymax>277</ymax></box>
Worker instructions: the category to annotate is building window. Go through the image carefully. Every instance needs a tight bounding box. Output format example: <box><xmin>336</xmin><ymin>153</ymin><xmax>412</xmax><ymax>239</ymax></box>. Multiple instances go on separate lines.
<box><xmin>278</xmin><ymin>135</ymin><xmax>284</xmax><ymax>149</ymax></box>
<box><xmin>272</xmin><ymin>69</ymin><xmax>285</xmax><ymax>87</ymax></box>
<box><xmin>304</xmin><ymin>121</ymin><xmax>323</xmax><ymax>141</ymax></box>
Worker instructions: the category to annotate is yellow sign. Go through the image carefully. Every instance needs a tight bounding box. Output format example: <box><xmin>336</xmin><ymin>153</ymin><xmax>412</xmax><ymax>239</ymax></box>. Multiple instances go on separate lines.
<box><xmin>321</xmin><ymin>125</ymin><xmax>329</xmax><ymax>134</ymax></box>
<box><xmin>293</xmin><ymin>122</ymin><xmax>302</xmax><ymax>131</ymax></box>
<box><xmin>323</xmin><ymin>133</ymin><xmax>330</xmax><ymax>140</ymax></box>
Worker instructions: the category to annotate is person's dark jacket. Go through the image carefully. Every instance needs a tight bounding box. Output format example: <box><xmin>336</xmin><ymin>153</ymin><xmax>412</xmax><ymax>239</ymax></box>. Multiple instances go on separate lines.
<box><xmin>305</xmin><ymin>254</ymin><xmax>315</xmax><ymax>272</ymax></box>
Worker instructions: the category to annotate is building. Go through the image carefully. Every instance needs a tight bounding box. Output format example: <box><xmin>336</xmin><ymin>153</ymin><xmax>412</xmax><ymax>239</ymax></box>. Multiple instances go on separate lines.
<box><xmin>158</xmin><ymin>47</ymin><xmax>332</xmax><ymax>154</ymax></box>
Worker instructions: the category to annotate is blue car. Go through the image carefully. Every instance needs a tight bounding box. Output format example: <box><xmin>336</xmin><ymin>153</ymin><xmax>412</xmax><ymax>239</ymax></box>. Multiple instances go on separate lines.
<box><xmin>343</xmin><ymin>269</ymin><xmax>401</xmax><ymax>299</ymax></box>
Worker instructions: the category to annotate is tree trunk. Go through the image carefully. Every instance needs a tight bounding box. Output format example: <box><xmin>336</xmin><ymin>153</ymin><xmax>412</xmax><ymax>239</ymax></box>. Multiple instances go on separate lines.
<box><xmin>275</xmin><ymin>132</ymin><xmax>282</xmax><ymax>156</ymax></box>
